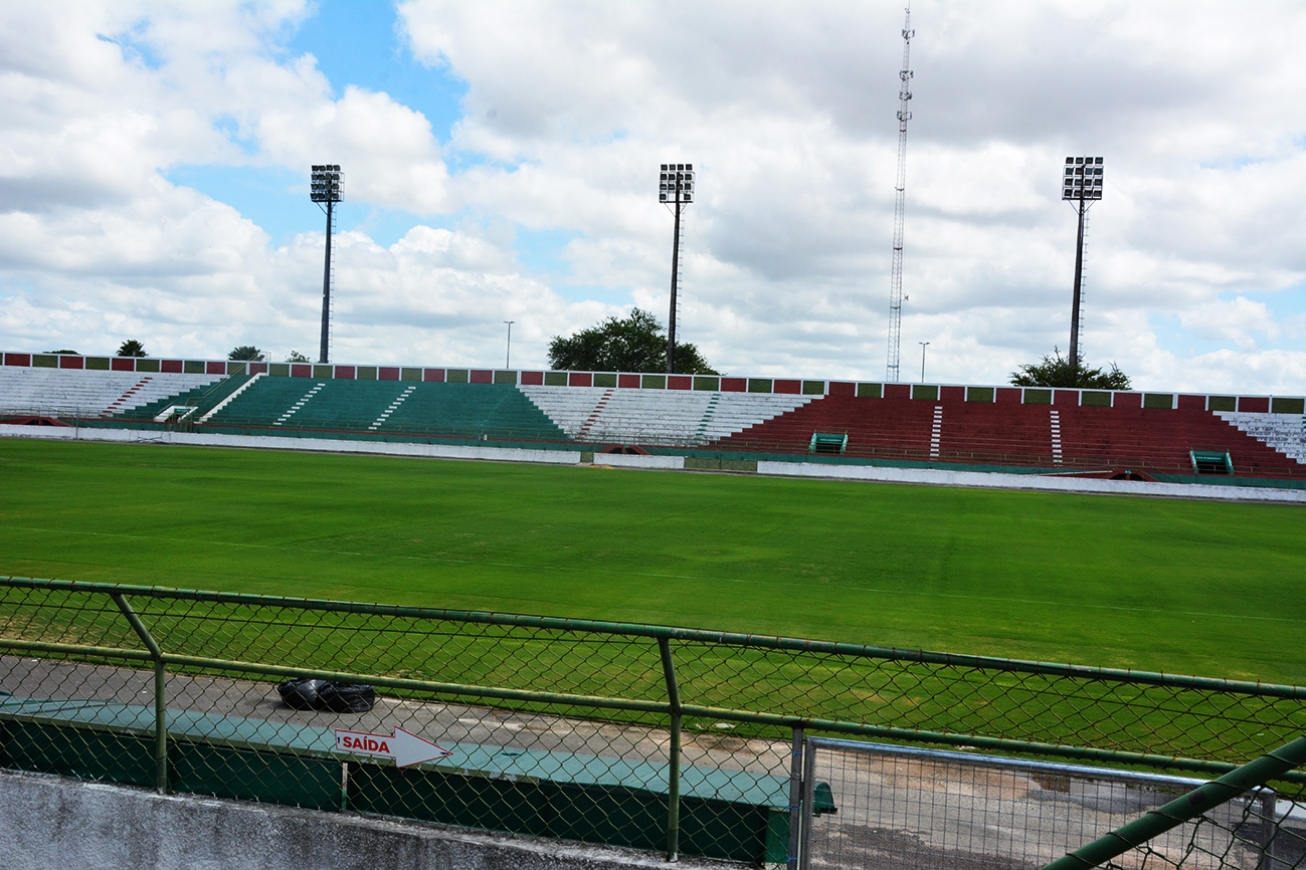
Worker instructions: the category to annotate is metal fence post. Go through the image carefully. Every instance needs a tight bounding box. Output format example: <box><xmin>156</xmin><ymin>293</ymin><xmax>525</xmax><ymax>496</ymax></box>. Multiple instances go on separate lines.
<box><xmin>787</xmin><ymin>727</ymin><xmax>804</xmax><ymax>870</ymax></box>
<box><xmin>111</xmin><ymin>592</ymin><xmax>167</xmax><ymax>794</ymax></box>
<box><xmin>659</xmin><ymin>638</ymin><xmax>681</xmax><ymax>863</ymax></box>
<box><xmin>1257</xmin><ymin>787</ymin><xmax>1277</xmax><ymax>870</ymax></box>
<box><xmin>799</xmin><ymin>735</ymin><xmax>816</xmax><ymax>870</ymax></box>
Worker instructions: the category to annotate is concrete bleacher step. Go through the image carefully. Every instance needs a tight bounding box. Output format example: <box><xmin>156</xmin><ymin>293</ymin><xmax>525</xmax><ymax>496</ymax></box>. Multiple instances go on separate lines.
<box><xmin>199</xmin><ymin>373</ymin><xmax>265</xmax><ymax>423</ymax></box>
<box><xmin>519</xmin><ymin>385</ymin><xmax>814</xmax><ymax>446</ymax></box>
<box><xmin>369</xmin><ymin>385</ymin><xmax>417</xmax><ymax>430</ymax></box>
<box><xmin>0</xmin><ymin>367</ymin><xmax>221</xmax><ymax>419</ymax></box>
<box><xmin>274</xmin><ymin>383</ymin><xmax>327</xmax><ymax>425</ymax></box>
<box><xmin>104</xmin><ymin>377</ymin><xmax>154</xmax><ymax>415</ymax></box>
<box><xmin>1216</xmin><ymin>412</ymin><xmax>1306</xmax><ymax>464</ymax></box>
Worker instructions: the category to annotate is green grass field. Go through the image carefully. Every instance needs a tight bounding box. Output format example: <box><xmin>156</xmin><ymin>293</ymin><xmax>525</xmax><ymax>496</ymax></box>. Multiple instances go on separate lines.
<box><xmin>1</xmin><ymin>438</ymin><xmax>1303</xmax><ymax>684</ymax></box>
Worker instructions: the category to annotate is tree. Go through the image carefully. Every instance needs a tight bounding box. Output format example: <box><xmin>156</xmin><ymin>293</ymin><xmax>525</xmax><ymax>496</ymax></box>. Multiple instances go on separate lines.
<box><xmin>116</xmin><ymin>340</ymin><xmax>147</xmax><ymax>357</ymax></box>
<box><xmin>228</xmin><ymin>345</ymin><xmax>264</xmax><ymax>361</ymax></box>
<box><xmin>547</xmin><ymin>308</ymin><xmax>718</xmax><ymax>374</ymax></box>
<box><xmin>287</xmin><ymin>350</ymin><xmax>310</xmax><ymax>363</ymax></box>
<box><xmin>1010</xmin><ymin>348</ymin><xmax>1131</xmax><ymax>390</ymax></box>
<box><xmin>46</xmin><ymin>349</ymin><xmax>78</xmax><ymax>355</ymax></box>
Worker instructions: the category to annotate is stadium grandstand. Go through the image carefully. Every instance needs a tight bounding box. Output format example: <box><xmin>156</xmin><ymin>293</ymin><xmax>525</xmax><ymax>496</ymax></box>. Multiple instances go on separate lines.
<box><xmin>2</xmin><ymin>350</ymin><xmax>1303</xmax><ymax>486</ymax></box>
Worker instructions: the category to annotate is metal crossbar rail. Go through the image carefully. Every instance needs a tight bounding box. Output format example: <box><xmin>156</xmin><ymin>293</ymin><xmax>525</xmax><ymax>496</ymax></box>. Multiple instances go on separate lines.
<box><xmin>2</xmin><ymin>576</ymin><xmax>1306</xmax><ymax>865</ymax></box>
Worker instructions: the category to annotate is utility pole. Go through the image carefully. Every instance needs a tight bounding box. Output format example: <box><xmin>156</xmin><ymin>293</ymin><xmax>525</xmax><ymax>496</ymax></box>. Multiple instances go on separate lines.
<box><xmin>504</xmin><ymin>321</ymin><xmax>514</xmax><ymax>368</ymax></box>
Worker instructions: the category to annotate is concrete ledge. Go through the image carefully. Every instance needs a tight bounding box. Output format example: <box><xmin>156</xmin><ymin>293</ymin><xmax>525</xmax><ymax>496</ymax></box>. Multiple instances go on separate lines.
<box><xmin>0</xmin><ymin>771</ymin><xmax>728</xmax><ymax>870</ymax></box>
<box><xmin>756</xmin><ymin>460</ymin><xmax>1306</xmax><ymax>503</ymax></box>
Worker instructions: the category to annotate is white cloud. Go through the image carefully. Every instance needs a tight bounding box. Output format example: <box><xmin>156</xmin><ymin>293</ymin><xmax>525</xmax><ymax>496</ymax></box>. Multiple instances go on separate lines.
<box><xmin>1178</xmin><ymin>297</ymin><xmax>1279</xmax><ymax>351</ymax></box>
<box><xmin>1</xmin><ymin>0</ymin><xmax>1305</xmax><ymax>393</ymax></box>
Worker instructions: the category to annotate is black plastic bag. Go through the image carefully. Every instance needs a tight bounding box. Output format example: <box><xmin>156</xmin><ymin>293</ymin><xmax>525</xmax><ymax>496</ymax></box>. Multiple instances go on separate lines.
<box><xmin>277</xmin><ymin>677</ymin><xmax>375</xmax><ymax>713</ymax></box>
<box><xmin>277</xmin><ymin>677</ymin><xmax>330</xmax><ymax>710</ymax></box>
<box><xmin>320</xmin><ymin>682</ymin><xmax>377</xmax><ymax>713</ymax></box>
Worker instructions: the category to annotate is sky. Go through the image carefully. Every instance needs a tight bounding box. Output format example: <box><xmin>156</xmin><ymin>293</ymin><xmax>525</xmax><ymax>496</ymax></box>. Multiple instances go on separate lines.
<box><xmin>1</xmin><ymin>0</ymin><xmax>1304</xmax><ymax>393</ymax></box>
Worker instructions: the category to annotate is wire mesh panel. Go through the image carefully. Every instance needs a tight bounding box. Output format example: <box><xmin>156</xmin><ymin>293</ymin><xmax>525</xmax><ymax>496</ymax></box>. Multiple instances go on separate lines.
<box><xmin>2</xmin><ymin>577</ymin><xmax>1306</xmax><ymax>867</ymax></box>
<box><xmin>801</xmin><ymin>739</ymin><xmax>1306</xmax><ymax>870</ymax></box>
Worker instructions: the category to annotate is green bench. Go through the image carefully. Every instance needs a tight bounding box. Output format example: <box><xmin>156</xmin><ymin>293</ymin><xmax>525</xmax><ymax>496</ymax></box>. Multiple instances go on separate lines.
<box><xmin>808</xmin><ymin>432</ymin><xmax>848</xmax><ymax>454</ymax></box>
<box><xmin>1190</xmin><ymin>449</ymin><xmax>1233</xmax><ymax>475</ymax></box>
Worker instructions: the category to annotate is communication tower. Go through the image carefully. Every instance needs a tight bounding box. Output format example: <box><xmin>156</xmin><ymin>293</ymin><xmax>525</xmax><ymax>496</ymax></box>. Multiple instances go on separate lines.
<box><xmin>885</xmin><ymin>7</ymin><xmax>914</xmax><ymax>382</ymax></box>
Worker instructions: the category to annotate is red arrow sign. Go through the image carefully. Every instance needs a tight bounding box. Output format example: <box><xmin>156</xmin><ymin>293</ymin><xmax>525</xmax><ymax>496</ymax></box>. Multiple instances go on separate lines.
<box><xmin>335</xmin><ymin>727</ymin><xmax>452</xmax><ymax>768</ymax></box>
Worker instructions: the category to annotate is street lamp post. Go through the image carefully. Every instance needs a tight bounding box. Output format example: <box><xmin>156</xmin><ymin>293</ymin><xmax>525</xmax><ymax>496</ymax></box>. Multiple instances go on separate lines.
<box><xmin>919</xmin><ymin>341</ymin><xmax>930</xmax><ymax>383</ymax></box>
<box><xmin>504</xmin><ymin>321</ymin><xmax>514</xmax><ymax>369</ymax></box>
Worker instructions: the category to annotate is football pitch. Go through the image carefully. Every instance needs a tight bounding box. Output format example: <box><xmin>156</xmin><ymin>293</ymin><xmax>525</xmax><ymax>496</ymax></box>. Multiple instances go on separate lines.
<box><xmin>1</xmin><ymin>438</ymin><xmax>1303</xmax><ymax>685</ymax></box>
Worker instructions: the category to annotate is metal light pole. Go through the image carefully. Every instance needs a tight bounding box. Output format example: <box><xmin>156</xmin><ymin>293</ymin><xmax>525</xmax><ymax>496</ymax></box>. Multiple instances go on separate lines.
<box><xmin>1061</xmin><ymin>156</ymin><xmax>1103</xmax><ymax>375</ymax></box>
<box><xmin>659</xmin><ymin>163</ymin><xmax>694</xmax><ymax>374</ymax></box>
<box><xmin>504</xmin><ymin>320</ymin><xmax>514</xmax><ymax>368</ymax></box>
<box><xmin>310</xmin><ymin>164</ymin><xmax>343</xmax><ymax>364</ymax></box>
<box><xmin>918</xmin><ymin>341</ymin><xmax>930</xmax><ymax>383</ymax></box>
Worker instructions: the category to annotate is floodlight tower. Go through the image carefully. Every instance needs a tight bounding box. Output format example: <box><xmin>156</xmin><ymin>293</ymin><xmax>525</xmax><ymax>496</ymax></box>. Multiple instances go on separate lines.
<box><xmin>659</xmin><ymin>163</ymin><xmax>694</xmax><ymax>374</ymax></box>
<box><xmin>1061</xmin><ymin>156</ymin><xmax>1103</xmax><ymax>372</ymax></box>
<box><xmin>310</xmin><ymin>164</ymin><xmax>343</xmax><ymax>364</ymax></box>
<box><xmin>885</xmin><ymin>6</ymin><xmax>914</xmax><ymax>382</ymax></box>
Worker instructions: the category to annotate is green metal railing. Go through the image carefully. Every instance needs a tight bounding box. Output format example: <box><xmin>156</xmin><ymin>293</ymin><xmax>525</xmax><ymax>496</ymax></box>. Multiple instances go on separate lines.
<box><xmin>2</xmin><ymin>575</ymin><xmax>1305</xmax><ymax>865</ymax></box>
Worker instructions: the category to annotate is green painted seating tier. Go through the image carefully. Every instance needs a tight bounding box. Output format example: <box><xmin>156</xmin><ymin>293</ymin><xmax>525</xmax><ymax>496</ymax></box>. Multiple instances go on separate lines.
<box><xmin>210</xmin><ymin>380</ymin><xmax>566</xmax><ymax>442</ymax></box>
<box><xmin>116</xmin><ymin>375</ymin><xmax>252</xmax><ymax>421</ymax></box>
<box><xmin>0</xmin><ymin>695</ymin><xmax>812</xmax><ymax>864</ymax></box>
<box><xmin>211</xmin><ymin>378</ymin><xmax>409</xmax><ymax>429</ymax></box>
<box><xmin>381</xmin><ymin>382</ymin><xmax>565</xmax><ymax>441</ymax></box>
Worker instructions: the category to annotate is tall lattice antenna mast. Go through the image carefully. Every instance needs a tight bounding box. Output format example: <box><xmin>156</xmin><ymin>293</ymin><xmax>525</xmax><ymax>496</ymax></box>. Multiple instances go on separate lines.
<box><xmin>885</xmin><ymin>6</ymin><xmax>913</xmax><ymax>382</ymax></box>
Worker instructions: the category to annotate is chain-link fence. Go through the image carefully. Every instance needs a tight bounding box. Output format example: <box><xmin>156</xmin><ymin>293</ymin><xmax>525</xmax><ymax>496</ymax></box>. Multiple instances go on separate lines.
<box><xmin>1</xmin><ymin>576</ymin><xmax>1304</xmax><ymax>867</ymax></box>
<box><xmin>801</xmin><ymin>739</ymin><xmax>1306</xmax><ymax>870</ymax></box>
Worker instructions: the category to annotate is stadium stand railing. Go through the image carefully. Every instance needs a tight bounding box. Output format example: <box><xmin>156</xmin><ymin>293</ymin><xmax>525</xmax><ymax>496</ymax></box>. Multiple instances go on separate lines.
<box><xmin>4</xmin><ymin>351</ymin><xmax>1305</xmax><ymax>484</ymax></box>
<box><xmin>2</xmin><ymin>577</ymin><xmax>1304</xmax><ymax>867</ymax></box>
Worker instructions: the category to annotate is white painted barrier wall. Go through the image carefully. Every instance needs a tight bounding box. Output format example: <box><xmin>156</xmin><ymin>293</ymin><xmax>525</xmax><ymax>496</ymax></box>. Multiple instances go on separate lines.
<box><xmin>0</xmin><ymin>772</ymin><xmax>697</xmax><ymax>870</ymax></box>
<box><xmin>755</xmin><ymin>460</ymin><xmax>1306</xmax><ymax>503</ymax></box>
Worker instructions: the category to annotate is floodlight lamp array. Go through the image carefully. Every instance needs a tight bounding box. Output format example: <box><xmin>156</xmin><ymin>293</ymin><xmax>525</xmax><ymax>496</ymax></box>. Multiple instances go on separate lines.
<box><xmin>310</xmin><ymin>164</ymin><xmax>344</xmax><ymax>203</ymax></box>
<box><xmin>1062</xmin><ymin>156</ymin><xmax>1103</xmax><ymax>201</ymax></box>
<box><xmin>659</xmin><ymin>163</ymin><xmax>694</xmax><ymax>203</ymax></box>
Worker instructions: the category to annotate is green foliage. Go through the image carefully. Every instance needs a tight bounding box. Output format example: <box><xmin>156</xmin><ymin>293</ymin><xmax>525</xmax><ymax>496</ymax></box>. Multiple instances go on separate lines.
<box><xmin>548</xmin><ymin>308</ymin><xmax>718</xmax><ymax>374</ymax></box>
<box><xmin>0</xmin><ymin>438</ymin><xmax>1301</xmax><ymax>683</ymax></box>
<box><xmin>116</xmin><ymin>340</ymin><xmax>147</xmax><ymax>358</ymax></box>
<box><xmin>228</xmin><ymin>345</ymin><xmax>264</xmax><ymax>361</ymax></box>
<box><xmin>46</xmin><ymin>349</ymin><xmax>79</xmax><ymax>355</ymax></box>
<box><xmin>1011</xmin><ymin>348</ymin><xmax>1131</xmax><ymax>389</ymax></box>
<box><xmin>286</xmin><ymin>350</ymin><xmax>310</xmax><ymax>363</ymax></box>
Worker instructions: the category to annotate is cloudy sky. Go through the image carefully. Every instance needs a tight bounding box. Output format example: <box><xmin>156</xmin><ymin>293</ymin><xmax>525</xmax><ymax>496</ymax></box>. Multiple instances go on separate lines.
<box><xmin>1</xmin><ymin>1</ymin><xmax>1304</xmax><ymax>392</ymax></box>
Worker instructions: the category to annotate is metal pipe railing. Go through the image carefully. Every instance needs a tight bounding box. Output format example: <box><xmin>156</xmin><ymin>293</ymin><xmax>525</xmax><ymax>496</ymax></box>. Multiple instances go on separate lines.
<box><xmin>1041</xmin><ymin>735</ymin><xmax>1306</xmax><ymax>870</ymax></box>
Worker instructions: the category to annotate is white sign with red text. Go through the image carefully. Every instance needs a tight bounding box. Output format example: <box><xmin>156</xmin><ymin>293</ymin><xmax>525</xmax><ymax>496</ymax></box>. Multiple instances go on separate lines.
<box><xmin>334</xmin><ymin>727</ymin><xmax>452</xmax><ymax>768</ymax></box>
